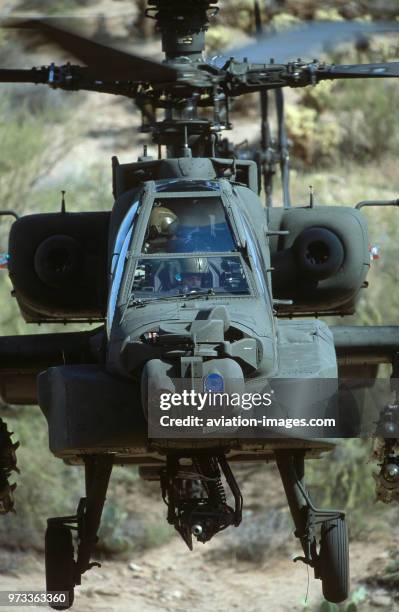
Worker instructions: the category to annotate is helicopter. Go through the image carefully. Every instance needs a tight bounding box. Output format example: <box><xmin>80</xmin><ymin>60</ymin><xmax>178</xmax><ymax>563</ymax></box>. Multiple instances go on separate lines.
<box><xmin>1</xmin><ymin>1</ymin><xmax>399</xmax><ymax>608</ymax></box>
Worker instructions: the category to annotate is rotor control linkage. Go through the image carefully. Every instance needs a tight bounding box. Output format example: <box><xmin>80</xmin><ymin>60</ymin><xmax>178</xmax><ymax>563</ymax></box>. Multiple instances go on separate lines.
<box><xmin>160</xmin><ymin>453</ymin><xmax>242</xmax><ymax>550</ymax></box>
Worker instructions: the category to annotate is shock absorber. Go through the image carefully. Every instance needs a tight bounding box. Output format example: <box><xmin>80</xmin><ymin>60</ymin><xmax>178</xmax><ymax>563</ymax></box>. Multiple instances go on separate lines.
<box><xmin>193</xmin><ymin>456</ymin><xmax>226</xmax><ymax>505</ymax></box>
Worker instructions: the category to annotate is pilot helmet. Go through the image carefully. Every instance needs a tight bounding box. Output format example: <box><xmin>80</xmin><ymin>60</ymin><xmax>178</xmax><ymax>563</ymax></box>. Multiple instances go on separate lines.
<box><xmin>178</xmin><ymin>257</ymin><xmax>209</xmax><ymax>287</ymax></box>
<box><xmin>148</xmin><ymin>205</ymin><xmax>178</xmax><ymax>238</ymax></box>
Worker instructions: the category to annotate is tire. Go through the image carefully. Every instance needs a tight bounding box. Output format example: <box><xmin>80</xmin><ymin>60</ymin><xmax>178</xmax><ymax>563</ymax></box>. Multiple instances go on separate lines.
<box><xmin>45</xmin><ymin>524</ymin><xmax>75</xmax><ymax>610</ymax></box>
<box><xmin>320</xmin><ymin>517</ymin><xmax>349</xmax><ymax>604</ymax></box>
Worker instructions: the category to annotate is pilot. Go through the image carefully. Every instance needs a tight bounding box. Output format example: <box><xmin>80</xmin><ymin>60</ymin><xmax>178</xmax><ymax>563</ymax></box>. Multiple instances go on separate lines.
<box><xmin>176</xmin><ymin>258</ymin><xmax>211</xmax><ymax>292</ymax></box>
<box><xmin>143</xmin><ymin>205</ymin><xmax>178</xmax><ymax>253</ymax></box>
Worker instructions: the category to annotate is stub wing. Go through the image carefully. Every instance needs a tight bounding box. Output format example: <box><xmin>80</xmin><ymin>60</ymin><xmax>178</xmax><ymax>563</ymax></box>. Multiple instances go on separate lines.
<box><xmin>0</xmin><ymin>328</ymin><xmax>104</xmax><ymax>405</ymax></box>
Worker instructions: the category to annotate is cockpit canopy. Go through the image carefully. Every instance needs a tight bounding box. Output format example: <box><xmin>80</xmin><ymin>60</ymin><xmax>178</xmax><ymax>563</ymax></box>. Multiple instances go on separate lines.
<box><xmin>132</xmin><ymin>255</ymin><xmax>250</xmax><ymax>298</ymax></box>
<box><xmin>107</xmin><ymin>179</ymin><xmax>260</xmax><ymax>333</ymax></box>
<box><xmin>143</xmin><ymin>195</ymin><xmax>236</xmax><ymax>254</ymax></box>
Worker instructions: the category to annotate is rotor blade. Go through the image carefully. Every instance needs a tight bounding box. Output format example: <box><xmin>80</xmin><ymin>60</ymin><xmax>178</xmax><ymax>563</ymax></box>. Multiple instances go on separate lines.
<box><xmin>0</xmin><ymin>68</ymin><xmax>47</xmax><ymax>83</ymax></box>
<box><xmin>318</xmin><ymin>61</ymin><xmax>399</xmax><ymax>80</ymax></box>
<box><xmin>217</xmin><ymin>20</ymin><xmax>399</xmax><ymax>64</ymax></box>
<box><xmin>3</xmin><ymin>18</ymin><xmax>178</xmax><ymax>83</ymax></box>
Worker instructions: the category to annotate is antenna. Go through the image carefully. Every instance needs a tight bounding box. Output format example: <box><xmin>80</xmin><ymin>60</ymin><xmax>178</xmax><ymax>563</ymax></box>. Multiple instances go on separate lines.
<box><xmin>182</xmin><ymin>125</ymin><xmax>192</xmax><ymax>157</ymax></box>
<box><xmin>61</xmin><ymin>190</ymin><xmax>66</xmax><ymax>214</ymax></box>
<box><xmin>309</xmin><ymin>185</ymin><xmax>314</xmax><ymax>208</ymax></box>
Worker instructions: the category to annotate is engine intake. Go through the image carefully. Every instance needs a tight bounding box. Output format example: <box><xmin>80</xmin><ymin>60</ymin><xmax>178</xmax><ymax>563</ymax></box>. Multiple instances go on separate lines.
<box><xmin>294</xmin><ymin>226</ymin><xmax>345</xmax><ymax>281</ymax></box>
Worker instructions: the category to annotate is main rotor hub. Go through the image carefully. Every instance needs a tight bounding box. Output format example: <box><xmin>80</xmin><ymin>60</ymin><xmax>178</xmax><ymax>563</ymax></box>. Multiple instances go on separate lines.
<box><xmin>146</xmin><ymin>0</ymin><xmax>219</xmax><ymax>60</ymax></box>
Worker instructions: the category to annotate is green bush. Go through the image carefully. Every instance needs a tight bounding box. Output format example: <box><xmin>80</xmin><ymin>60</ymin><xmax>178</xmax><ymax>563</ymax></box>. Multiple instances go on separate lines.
<box><xmin>0</xmin><ymin>89</ymin><xmax>80</xmax><ymax>225</ymax></box>
<box><xmin>331</xmin><ymin>80</ymin><xmax>399</xmax><ymax>162</ymax></box>
<box><xmin>16</xmin><ymin>0</ymin><xmax>94</xmax><ymax>13</ymax></box>
<box><xmin>98</xmin><ymin>503</ymin><xmax>174</xmax><ymax>556</ymax></box>
<box><xmin>207</xmin><ymin>508</ymin><xmax>291</xmax><ymax>563</ymax></box>
<box><xmin>0</xmin><ymin>408</ymin><xmax>83</xmax><ymax>551</ymax></box>
<box><xmin>306</xmin><ymin>440</ymin><xmax>379</xmax><ymax>536</ymax></box>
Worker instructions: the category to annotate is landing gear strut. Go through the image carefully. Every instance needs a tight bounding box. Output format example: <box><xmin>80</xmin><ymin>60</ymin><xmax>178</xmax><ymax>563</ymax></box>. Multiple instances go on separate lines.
<box><xmin>275</xmin><ymin>450</ymin><xmax>349</xmax><ymax>604</ymax></box>
<box><xmin>45</xmin><ymin>455</ymin><xmax>113</xmax><ymax>610</ymax></box>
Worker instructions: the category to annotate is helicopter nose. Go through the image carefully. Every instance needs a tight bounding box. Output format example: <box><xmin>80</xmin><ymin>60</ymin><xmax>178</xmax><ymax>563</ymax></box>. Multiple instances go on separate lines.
<box><xmin>140</xmin><ymin>356</ymin><xmax>245</xmax><ymax>433</ymax></box>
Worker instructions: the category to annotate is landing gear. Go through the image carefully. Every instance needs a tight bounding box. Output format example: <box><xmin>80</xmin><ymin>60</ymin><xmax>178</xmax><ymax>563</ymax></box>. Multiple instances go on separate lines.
<box><xmin>275</xmin><ymin>450</ymin><xmax>349</xmax><ymax>604</ymax></box>
<box><xmin>319</xmin><ymin>517</ymin><xmax>349</xmax><ymax>603</ymax></box>
<box><xmin>44</xmin><ymin>455</ymin><xmax>113</xmax><ymax>610</ymax></box>
<box><xmin>45</xmin><ymin>524</ymin><xmax>75</xmax><ymax>610</ymax></box>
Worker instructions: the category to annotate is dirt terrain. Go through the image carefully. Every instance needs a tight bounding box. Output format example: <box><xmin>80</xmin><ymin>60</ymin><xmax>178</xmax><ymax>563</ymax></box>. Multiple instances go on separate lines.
<box><xmin>0</xmin><ymin>463</ymin><xmax>398</xmax><ymax>612</ymax></box>
<box><xmin>0</xmin><ymin>529</ymin><xmax>398</xmax><ymax>611</ymax></box>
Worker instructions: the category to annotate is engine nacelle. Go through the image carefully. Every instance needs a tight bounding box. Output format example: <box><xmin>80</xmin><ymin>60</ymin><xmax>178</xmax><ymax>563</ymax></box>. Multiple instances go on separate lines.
<box><xmin>8</xmin><ymin>212</ymin><xmax>109</xmax><ymax>322</ymax></box>
<box><xmin>268</xmin><ymin>206</ymin><xmax>369</xmax><ymax>315</ymax></box>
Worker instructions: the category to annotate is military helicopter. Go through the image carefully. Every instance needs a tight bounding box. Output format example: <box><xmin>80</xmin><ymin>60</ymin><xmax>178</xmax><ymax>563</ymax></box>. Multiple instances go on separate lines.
<box><xmin>2</xmin><ymin>1</ymin><xmax>399</xmax><ymax>608</ymax></box>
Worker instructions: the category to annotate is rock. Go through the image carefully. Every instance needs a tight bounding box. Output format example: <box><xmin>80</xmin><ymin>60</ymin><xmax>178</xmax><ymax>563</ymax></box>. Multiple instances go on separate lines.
<box><xmin>128</xmin><ymin>562</ymin><xmax>143</xmax><ymax>572</ymax></box>
<box><xmin>370</xmin><ymin>594</ymin><xmax>392</xmax><ymax>607</ymax></box>
<box><xmin>94</xmin><ymin>588</ymin><xmax>119</xmax><ymax>597</ymax></box>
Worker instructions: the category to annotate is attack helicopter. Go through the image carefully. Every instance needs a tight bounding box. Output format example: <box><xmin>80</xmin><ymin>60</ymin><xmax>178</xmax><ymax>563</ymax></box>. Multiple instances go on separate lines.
<box><xmin>1</xmin><ymin>1</ymin><xmax>399</xmax><ymax>608</ymax></box>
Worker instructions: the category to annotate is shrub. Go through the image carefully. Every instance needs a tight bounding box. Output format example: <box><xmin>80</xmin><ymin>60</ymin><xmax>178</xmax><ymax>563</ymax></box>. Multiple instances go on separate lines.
<box><xmin>207</xmin><ymin>508</ymin><xmax>291</xmax><ymax>563</ymax></box>
<box><xmin>306</xmin><ymin>439</ymin><xmax>379</xmax><ymax>537</ymax></box>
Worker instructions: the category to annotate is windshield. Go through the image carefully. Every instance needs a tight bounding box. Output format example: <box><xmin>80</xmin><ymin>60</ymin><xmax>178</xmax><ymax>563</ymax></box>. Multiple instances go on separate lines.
<box><xmin>107</xmin><ymin>201</ymin><xmax>139</xmax><ymax>334</ymax></box>
<box><xmin>143</xmin><ymin>197</ymin><xmax>236</xmax><ymax>254</ymax></box>
<box><xmin>130</xmin><ymin>255</ymin><xmax>250</xmax><ymax>299</ymax></box>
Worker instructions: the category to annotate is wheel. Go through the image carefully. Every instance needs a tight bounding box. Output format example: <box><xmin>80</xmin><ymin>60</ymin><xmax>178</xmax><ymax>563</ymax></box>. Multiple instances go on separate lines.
<box><xmin>319</xmin><ymin>517</ymin><xmax>349</xmax><ymax>603</ymax></box>
<box><xmin>45</xmin><ymin>524</ymin><xmax>75</xmax><ymax>610</ymax></box>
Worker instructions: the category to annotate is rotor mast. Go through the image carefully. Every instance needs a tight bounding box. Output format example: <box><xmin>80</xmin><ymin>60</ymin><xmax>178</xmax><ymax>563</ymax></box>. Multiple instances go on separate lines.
<box><xmin>144</xmin><ymin>0</ymin><xmax>220</xmax><ymax>158</ymax></box>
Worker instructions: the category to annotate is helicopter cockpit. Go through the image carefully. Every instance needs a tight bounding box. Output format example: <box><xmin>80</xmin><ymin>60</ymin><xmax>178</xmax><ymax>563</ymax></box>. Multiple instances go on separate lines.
<box><xmin>107</xmin><ymin>180</ymin><xmax>254</xmax><ymax>331</ymax></box>
<box><xmin>135</xmin><ymin>188</ymin><xmax>249</xmax><ymax>298</ymax></box>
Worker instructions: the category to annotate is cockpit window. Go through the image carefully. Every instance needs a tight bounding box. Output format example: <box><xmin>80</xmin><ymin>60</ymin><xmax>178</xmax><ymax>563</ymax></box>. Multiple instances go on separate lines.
<box><xmin>131</xmin><ymin>255</ymin><xmax>250</xmax><ymax>298</ymax></box>
<box><xmin>142</xmin><ymin>197</ymin><xmax>236</xmax><ymax>254</ymax></box>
